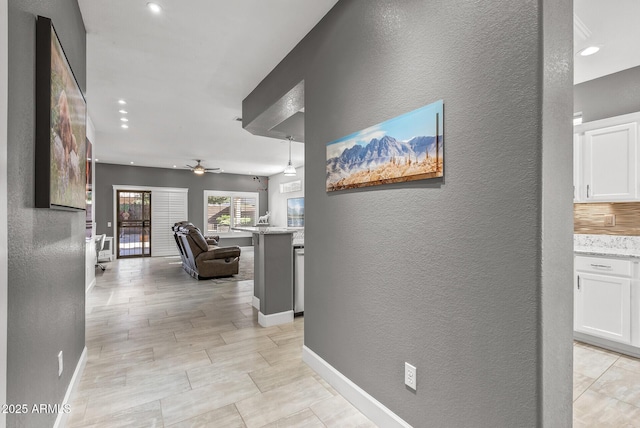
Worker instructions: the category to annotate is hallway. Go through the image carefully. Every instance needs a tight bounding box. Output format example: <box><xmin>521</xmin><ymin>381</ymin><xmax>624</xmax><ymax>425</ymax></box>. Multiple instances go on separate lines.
<box><xmin>67</xmin><ymin>252</ymin><xmax>374</xmax><ymax>427</ymax></box>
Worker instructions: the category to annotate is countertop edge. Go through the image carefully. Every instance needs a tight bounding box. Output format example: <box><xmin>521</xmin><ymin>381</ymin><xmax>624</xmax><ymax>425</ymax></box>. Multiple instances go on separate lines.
<box><xmin>574</xmin><ymin>248</ymin><xmax>640</xmax><ymax>259</ymax></box>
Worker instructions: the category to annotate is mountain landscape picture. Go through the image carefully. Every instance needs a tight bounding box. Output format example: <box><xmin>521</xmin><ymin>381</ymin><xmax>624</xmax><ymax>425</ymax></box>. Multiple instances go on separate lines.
<box><xmin>326</xmin><ymin>100</ymin><xmax>443</xmax><ymax>191</ymax></box>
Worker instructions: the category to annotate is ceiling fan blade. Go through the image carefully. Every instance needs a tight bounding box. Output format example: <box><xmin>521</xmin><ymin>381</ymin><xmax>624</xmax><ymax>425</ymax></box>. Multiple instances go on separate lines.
<box><xmin>185</xmin><ymin>164</ymin><xmax>195</xmax><ymax>169</ymax></box>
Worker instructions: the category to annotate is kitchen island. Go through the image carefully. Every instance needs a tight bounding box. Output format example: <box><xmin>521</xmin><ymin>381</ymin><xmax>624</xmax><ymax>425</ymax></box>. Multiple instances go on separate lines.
<box><xmin>234</xmin><ymin>227</ymin><xmax>295</xmax><ymax>327</ymax></box>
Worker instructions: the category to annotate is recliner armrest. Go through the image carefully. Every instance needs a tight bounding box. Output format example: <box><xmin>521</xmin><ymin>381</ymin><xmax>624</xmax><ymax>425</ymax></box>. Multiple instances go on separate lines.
<box><xmin>196</xmin><ymin>246</ymin><xmax>241</xmax><ymax>262</ymax></box>
<box><xmin>204</xmin><ymin>235</ymin><xmax>219</xmax><ymax>245</ymax></box>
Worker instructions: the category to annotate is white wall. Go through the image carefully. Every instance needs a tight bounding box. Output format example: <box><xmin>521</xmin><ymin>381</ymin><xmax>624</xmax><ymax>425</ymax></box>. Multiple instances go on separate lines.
<box><xmin>268</xmin><ymin>166</ymin><xmax>305</xmax><ymax>227</ymax></box>
<box><xmin>0</xmin><ymin>0</ymin><xmax>8</xmax><ymax>425</ymax></box>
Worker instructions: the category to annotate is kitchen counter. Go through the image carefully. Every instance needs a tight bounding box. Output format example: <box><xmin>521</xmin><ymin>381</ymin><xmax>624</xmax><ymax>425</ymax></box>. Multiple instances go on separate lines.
<box><xmin>574</xmin><ymin>234</ymin><xmax>640</xmax><ymax>259</ymax></box>
<box><xmin>233</xmin><ymin>227</ymin><xmax>304</xmax><ymax>246</ymax></box>
<box><xmin>233</xmin><ymin>226</ymin><xmax>294</xmax><ymax>234</ymax></box>
<box><xmin>573</xmin><ymin>235</ymin><xmax>640</xmax><ymax>359</ymax></box>
<box><xmin>574</xmin><ymin>246</ymin><xmax>640</xmax><ymax>258</ymax></box>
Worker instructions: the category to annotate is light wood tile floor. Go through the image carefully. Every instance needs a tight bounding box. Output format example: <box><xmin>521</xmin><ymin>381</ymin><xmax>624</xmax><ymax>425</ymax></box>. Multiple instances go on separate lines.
<box><xmin>68</xmin><ymin>251</ymin><xmax>375</xmax><ymax>427</ymax></box>
<box><xmin>573</xmin><ymin>341</ymin><xmax>640</xmax><ymax>427</ymax></box>
<box><xmin>70</xmin><ymin>252</ymin><xmax>640</xmax><ymax>427</ymax></box>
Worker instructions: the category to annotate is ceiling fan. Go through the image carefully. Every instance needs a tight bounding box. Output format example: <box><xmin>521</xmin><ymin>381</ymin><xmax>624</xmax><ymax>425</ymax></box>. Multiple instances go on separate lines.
<box><xmin>185</xmin><ymin>159</ymin><xmax>221</xmax><ymax>175</ymax></box>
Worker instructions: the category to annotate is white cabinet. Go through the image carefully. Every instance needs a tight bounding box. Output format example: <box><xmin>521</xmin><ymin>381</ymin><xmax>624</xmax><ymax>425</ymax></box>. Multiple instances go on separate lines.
<box><xmin>583</xmin><ymin>122</ymin><xmax>637</xmax><ymax>201</ymax></box>
<box><xmin>574</xmin><ymin>112</ymin><xmax>640</xmax><ymax>203</ymax></box>
<box><xmin>574</xmin><ymin>255</ymin><xmax>637</xmax><ymax>348</ymax></box>
<box><xmin>575</xmin><ymin>272</ymin><xmax>631</xmax><ymax>344</ymax></box>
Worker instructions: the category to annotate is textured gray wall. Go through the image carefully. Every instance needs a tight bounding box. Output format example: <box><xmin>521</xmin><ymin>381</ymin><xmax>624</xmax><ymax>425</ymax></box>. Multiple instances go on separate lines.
<box><xmin>7</xmin><ymin>1</ymin><xmax>86</xmax><ymax>427</ymax></box>
<box><xmin>1</xmin><ymin>0</ymin><xmax>9</xmax><ymax>424</ymax></box>
<box><xmin>574</xmin><ymin>66</ymin><xmax>640</xmax><ymax>122</ymax></box>
<box><xmin>541</xmin><ymin>1</ymin><xmax>574</xmax><ymax>425</ymax></box>
<box><xmin>95</xmin><ymin>163</ymin><xmax>268</xmax><ymax>247</ymax></box>
<box><xmin>244</xmin><ymin>0</ymin><xmax>573</xmax><ymax>426</ymax></box>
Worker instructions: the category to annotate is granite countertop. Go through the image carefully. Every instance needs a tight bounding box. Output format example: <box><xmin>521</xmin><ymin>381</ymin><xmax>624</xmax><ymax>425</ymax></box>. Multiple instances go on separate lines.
<box><xmin>574</xmin><ymin>235</ymin><xmax>640</xmax><ymax>259</ymax></box>
<box><xmin>574</xmin><ymin>246</ymin><xmax>640</xmax><ymax>259</ymax></box>
<box><xmin>232</xmin><ymin>226</ymin><xmax>294</xmax><ymax>234</ymax></box>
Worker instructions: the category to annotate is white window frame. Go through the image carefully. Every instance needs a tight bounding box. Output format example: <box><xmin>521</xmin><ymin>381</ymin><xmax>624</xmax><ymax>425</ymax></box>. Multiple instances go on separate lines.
<box><xmin>203</xmin><ymin>190</ymin><xmax>259</xmax><ymax>238</ymax></box>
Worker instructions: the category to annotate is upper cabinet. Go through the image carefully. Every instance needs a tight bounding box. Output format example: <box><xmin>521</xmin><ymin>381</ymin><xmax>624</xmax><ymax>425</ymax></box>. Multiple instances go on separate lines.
<box><xmin>575</xmin><ymin>112</ymin><xmax>640</xmax><ymax>203</ymax></box>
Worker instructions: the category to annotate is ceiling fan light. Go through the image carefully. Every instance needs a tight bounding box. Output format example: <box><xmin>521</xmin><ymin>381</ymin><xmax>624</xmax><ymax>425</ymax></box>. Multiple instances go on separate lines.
<box><xmin>194</xmin><ymin>168</ymin><xmax>205</xmax><ymax>175</ymax></box>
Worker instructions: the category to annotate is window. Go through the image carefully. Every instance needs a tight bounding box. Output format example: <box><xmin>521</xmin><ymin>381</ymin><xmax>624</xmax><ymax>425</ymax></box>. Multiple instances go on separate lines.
<box><xmin>280</xmin><ymin>180</ymin><xmax>302</xmax><ymax>193</ymax></box>
<box><xmin>204</xmin><ymin>190</ymin><xmax>259</xmax><ymax>234</ymax></box>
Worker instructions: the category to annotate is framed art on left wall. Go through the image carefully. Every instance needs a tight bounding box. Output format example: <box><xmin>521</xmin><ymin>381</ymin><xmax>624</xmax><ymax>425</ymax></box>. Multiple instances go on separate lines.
<box><xmin>35</xmin><ymin>15</ymin><xmax>87</xmax><ymax>210</ymax></box>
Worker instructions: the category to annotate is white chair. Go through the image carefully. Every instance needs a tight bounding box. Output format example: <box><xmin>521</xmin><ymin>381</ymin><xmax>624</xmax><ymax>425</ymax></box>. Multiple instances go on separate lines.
<box><xmin>95</xmin><ymin>234</ymin><xmax>106</xmax><ymax>271</ymax></box>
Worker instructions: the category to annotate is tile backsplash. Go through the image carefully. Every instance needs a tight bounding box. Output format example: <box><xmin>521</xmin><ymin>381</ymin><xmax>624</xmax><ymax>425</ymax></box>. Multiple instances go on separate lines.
<box><xmin>575</xmin><ymin>202</ymin><xmax>640</xmax><ymax>235</ymax></box>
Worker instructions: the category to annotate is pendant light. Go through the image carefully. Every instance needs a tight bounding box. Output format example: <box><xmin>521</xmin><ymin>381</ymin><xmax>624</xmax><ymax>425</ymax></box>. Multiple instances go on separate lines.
<box><xmin>283</xmin><ymin>136</ymin><xmax>297</xmax><ymax>176</ymax></box>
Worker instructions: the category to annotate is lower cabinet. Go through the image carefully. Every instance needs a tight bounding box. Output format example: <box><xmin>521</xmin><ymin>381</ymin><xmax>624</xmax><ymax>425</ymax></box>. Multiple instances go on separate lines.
<box><xmin>574</xmin><ymin>255</ymin><xmax>639</xmax><ymax>351</ymax></box>
<box><xmin>574</xmin><ymin>272</ymin><xmax>631</xmax><ymax>344</ymax></box>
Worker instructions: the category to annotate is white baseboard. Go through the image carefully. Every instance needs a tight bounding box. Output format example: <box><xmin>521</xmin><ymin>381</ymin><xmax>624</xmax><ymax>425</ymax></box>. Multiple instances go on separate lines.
<box><xmin>302</xmin><ymin>346</ymin><xmax>412</xmax><ymax>428</ymax></box>
<box><xmin>86</xmin><ymin>278</ymin><xmax>96</xmax><ymax>293</ymax></box>
<box><xmin>252</xmin><ymin>296</ymin><xmax>260</xmax><ymax>310</ymax></box>
<box><xmin>258</xmin><ymin>310</ymin><xmax>293</xmax><ymax>327</ymax></box>
<box><xmin>574</xmin><ymin>332</ymin><xmax>640</xmax><ymax>358</ymax></box>
<box><xmin>53</xmin><ymin>346</ymin><xmax>87</xmax><ymax>428</ymax></box>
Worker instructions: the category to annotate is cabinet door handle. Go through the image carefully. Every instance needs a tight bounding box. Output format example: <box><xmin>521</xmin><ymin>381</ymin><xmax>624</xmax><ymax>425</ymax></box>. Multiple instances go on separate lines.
<box><xmin>577</xmin><ymin>276</ymin><xmax>580</xmax><ymax>290</ymax></box>
<box><xmin>590</xmin><ymin>263</ymin><xmax>612</xmax><ymax>270</ymax></box>
<box><xmin>587</xmin><ymin>185</ymin><xmax>590</xmax><ymax>198</ymax></box>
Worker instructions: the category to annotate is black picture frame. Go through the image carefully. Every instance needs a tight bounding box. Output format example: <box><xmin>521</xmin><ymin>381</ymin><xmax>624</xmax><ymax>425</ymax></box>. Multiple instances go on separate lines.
<box><xmin>35</xmin><ymin>16</ymin><xmax>87</xmax><ymax>210</ymax></box>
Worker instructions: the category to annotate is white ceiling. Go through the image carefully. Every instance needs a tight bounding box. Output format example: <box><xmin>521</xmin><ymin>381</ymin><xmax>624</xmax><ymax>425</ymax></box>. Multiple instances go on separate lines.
<box><xmin>79</xmin><ymin>1</ymin><xmax>638</xmax><ymax>174</ymax></box>
<box><xmin>78</xmin><ymin>0</ymin><xmax>339</xmax><ymax>175</ymax></box>
<box><xmin>574</xmin><ymin>0</ymin><xmax>640</xmax><ymax>84</ymax></box>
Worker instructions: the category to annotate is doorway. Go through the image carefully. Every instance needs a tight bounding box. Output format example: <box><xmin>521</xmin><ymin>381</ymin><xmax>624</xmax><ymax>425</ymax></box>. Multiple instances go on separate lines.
<box><xmin>116</xmin><ymin>190</ymin><xmax>151</xmax><ymax>258</ymax></box>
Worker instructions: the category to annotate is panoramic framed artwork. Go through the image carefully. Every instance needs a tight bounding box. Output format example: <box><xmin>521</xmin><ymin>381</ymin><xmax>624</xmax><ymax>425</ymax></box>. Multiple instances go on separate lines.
<box><xmin>287</xmin><ymin>197</ymin><xmax>304</xmax><ymax>227</ymax></box>
<box><xmin>35</xmin><ymin>16</ymin><xmax>87</xmax><ymax>210</ymax></box>
<box><xmin>326</xmin><ymin>99</ymin><xmax>444</xmax><ymax>192</ymax></box>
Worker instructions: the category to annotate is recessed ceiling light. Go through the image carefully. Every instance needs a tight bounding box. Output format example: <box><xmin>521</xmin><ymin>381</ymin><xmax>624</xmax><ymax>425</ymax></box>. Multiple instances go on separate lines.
<box><xmin>578</xmin><ymin>46</ymin><xmax>600</xmax><ymax>57</ymax></box>
<box><xmin>120</xmin><ymin>117</ymin><xmax>129</xmax><ymax>122</ymax></box>
<box><xmin>121</xmin><ymin>124</ymin><xmax>129</xmax><ymax>129</ymax></box>
<box><xmin>118</xmin><ymin>99</ymin><xmax>126</xmax><ymax>105</ymax></box>
<box><xmin>173</xmin><ymin>165</ymin><xmax>177</xmax><ymax>168</ymax></box>
<box><xmin>147</xmin><ymin>2</ymin><xmax>162</xmax><ymax>13</ymax></box>
<box><xmin>130</xmin><ymin>161</ymin><xmax>134</xmax><ymax>164</ymax></box>
<box><xmin>119</xmin><ymin>109</ymin><xmax>128</xmax><ymax>114</ymax></box>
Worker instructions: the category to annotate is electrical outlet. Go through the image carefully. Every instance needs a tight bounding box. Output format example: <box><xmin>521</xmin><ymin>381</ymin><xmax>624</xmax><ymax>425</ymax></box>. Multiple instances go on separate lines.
<box><xmin>107</xmin><ymin>221</ymin><xmax>112</xmax><ymax>227</ymax></box>
<box><xmin>405</xmin><ymin>362</ymin><xmax>417</xmax><ymax>390</ymax></box>
<box><xmin>58</xmin><ymin>351</ymin><xmax>63</xmax><ymax>377</ymax></box>
<box><xmin>604</xmin><ymin>214</ymin><xmax>616</xmax><ymax>227</ymax></box>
